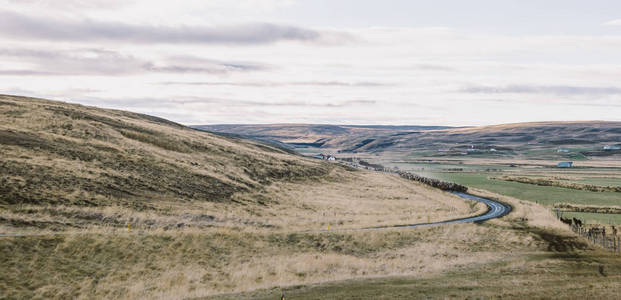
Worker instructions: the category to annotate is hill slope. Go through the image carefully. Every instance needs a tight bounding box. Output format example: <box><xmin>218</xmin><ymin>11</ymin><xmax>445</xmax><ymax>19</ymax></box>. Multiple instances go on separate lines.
<box><xmin>197</xmin><ymin>122</ymin><xmax>621</xmax><ymax>155</ymax></box>
<box><xmin>0</xmin><ymin>95</ymin><xmax>479</xmax><ymax>234</ymax></box>
<box><xmin>0</xmin><ymin>95</ymin><xmax>497</xmax><ymax>299</ymax></box>
<box><xmin>4</xmin><ymin>95</ymin><xmax>619</xmax><ymax>300</ymax></box>
<box><xmin>194</xmin><ymin>124</ymin><xmax>454</xmax><ymax>147</ymax></box>
<box><xmin>1</xmin><ymin>95</ymin><xmax>329</xmax><ymax>209</ymax></box>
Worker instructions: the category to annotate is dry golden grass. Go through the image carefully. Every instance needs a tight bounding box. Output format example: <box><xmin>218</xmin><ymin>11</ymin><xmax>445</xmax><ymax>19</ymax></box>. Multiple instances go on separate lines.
<box><xmin>0</xmin><ymin>180</ymin><xmax>572</xmax><ymax>300</ymax></box>
<box><xmin>0</xmin><ymin>168</ymin><xmax>484</xmax><ymax>236</ymax></box>
<box><xmin>3</xmin><ymin>95</ymin><xmax>618</xmax><ymax>299</ymax></box>
<box><xmin>1</xmin><ymin>220</ymin><xmax>535</xmax><ymax>299</ymax></box>
<box><xmin>243</xmin><ymin>169</ymin><xmax>485</xmax><ymax>231</ymax></box>
<box><xmin>467</xmin><ymin>188</ymin><xmax>569</xmax><ymax>232</ymax></box>
<box><xmin>1</xmin><ymin>95</ymin><xmax>330</xmax><ymax>208</ymax></box>
<box><xmin>1</xmin><ymin>95</ymin><xmax>500</xmax><ymax>299</ymax></box>
<box><xmin>207</xmin><ymin>188</ymin><xmax>621</xmax><ymax>299</ymax></box>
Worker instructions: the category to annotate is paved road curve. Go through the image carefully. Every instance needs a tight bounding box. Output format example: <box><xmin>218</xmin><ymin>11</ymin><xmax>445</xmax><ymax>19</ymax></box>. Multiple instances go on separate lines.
<box><xmin>329</xmin><ymin>192</ymin><xmax>512</xmax><ymax>232</ymax></box>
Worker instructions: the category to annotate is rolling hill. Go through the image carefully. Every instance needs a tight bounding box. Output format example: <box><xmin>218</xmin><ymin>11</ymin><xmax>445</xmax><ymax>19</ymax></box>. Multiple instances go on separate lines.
<box><xmin>0</xmin><ymin>95</ymin><xmax>331</xmax><ymax>209</ymax></box>
<box><xmin>0</xmin><ymin>95</ymin><xmax>491</xmax><ymax>298</ymax></box>
<box><xmin>196</xmin><ymin>122</ymin><xmax>621</xmax><ymax>159</ymax></box>
<box><xmin>2</xmin><ymin>95</ymin><xmax>620</xmax><ymax>300</ymax></box>
<box><xmin>194</xmin><ymin>124</ymin><xmax>454</xmax><ymax>148</ymax></box>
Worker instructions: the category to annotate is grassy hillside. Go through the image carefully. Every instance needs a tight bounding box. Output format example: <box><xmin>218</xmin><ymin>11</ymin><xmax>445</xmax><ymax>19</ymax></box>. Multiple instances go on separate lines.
<box><xmin>3</xmin><ymin>95</ymin><xmax>620</xmax><ymax>299</ymax></box>
<box><xmin>0</xmin><ymin>95</ymin><xmax>329</xmax><ymax>209</ymax></box>
<box><xmin>2</xmin><ymin>95</ymin><xmax>498</xmax><ymax>299</ymax></box>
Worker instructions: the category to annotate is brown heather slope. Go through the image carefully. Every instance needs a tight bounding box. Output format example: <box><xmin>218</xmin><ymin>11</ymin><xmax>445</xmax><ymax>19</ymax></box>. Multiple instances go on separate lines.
<box><xmin>197</xmin><ymin>122</ymin><xmax>621</xmax><ymax>157</ymax></box>
<box><xmin>0</xmin><ymin>95</ymin><xmax>330</xmax><ymax>209</ymax></box>
<box><xmin>0</xmin><ymin>95</ymin><xmax>489</xmax><ymax>299</ymax></box>
<box><xmin>0</xmin><ymin>95</ymin><xmax>477</xmax><ymax>233</ymax></box>
<box><xmin>3</xmin><ymin>95</ymin><xmax>620</xmax><ymax>300</ymax></box>
<box><xmin>195</xmin><ymin>124</ymin><xmax>452</xmax><ymax>146</ymax></box>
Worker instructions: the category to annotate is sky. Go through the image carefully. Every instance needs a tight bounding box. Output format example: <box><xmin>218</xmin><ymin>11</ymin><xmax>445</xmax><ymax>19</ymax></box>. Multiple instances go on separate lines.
<box><xmin>1</xmin><ymin>0</ymin><xmax>621</xmax><ymax>126</ymax></box>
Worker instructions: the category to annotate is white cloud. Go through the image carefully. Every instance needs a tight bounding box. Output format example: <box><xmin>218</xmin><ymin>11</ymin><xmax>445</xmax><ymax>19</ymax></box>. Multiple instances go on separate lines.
<box><xmin>604</xmin><ymin>19</ymin><xmax>621</xmax><ymax>26</ymax></box>
<box><xmin>0</xmin><ymin>47</ymin><xmax>270</xmax><ymax>75</ymax></box>
<box><xmin>0</xmin><ymin>1</ymin><xmax>620</xmax><ymax>125</ymax></box>
<box><xmin>0</xmin><ymin>10</ymin><xmax>339</xmax><ymax>45</ymax></box>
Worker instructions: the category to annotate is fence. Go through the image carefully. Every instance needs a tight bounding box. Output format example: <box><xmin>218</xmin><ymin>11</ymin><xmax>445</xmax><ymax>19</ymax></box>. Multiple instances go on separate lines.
<box><xmin>570</xmin><ymin>225</ymin><xmax>621</xmax><ymax>253</ymax></box>
<box><xmin>338</xmin><ymin>160</ymin><xmax>468</xmax><ymax>193</ymax></box>
<box><xmin>397</xmin><ymin>171</ymin><xmax>468</xmax><ymax>193</ymax></box>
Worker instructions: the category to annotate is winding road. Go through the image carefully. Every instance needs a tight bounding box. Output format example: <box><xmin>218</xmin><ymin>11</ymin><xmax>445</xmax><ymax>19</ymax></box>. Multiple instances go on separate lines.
<box><xmin>328</xmin><ymin>192</ymin><xmax>512</xmax><ymax>232</ymax></box>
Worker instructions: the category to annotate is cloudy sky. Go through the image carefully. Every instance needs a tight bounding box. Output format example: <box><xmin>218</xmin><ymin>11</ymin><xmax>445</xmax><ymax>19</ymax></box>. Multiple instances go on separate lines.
<box><xmin>1</xmin><ymin>0</ymin><xmax>621</xmax><ymax>126</ymax></box>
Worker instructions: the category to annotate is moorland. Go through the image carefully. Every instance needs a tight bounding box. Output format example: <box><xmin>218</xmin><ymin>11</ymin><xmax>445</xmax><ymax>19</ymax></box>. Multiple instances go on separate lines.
<box><xmin>2</xmin><ymin>95</ymin><xmax>621</xmax><ymax>299</ymax></box>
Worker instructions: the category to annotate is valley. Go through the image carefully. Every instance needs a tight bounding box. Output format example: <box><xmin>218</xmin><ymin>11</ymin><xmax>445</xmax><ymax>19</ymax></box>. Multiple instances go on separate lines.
<box><xmin>203</xmin><ymin>122</ymin><xmax>621</xmax><ymax>228</ymax></box>
<box><xmin>2</xmin><ymin>95</ymin><xmax>621</xmax><ymax>299</ymax></box>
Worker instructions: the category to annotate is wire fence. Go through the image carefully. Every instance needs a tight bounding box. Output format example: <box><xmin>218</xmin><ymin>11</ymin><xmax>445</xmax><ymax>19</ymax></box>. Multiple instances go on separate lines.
<box><xmin>570</xmin><ymin>225</ymin><xmax>621</xmax><ymax>253</ymax></box>
<box><xmin>553</xmin><ymin>209</ymin><xmax>620</xmax><ymax>253</ymax></box>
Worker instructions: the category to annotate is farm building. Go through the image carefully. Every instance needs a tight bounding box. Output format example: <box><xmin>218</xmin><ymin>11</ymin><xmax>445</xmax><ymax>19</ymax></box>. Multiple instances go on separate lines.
<box><xmin>313</xmin><ymin>153</ymin><xmax>336</xmax><ymax>161</ymax></box>
<box><xmin>557</xmin><ymin>161</ymin><xmax>573</xmax><ymax>168</ymax></box>
<box><xmin>557</xmin><ymin>148</ymin><xmax>570</xmax><ymax>153</ymax></box>
<box><xmin>603</xmin><ymin>145</ymin><xmax>621</xmax><ymax>150</ymax></box>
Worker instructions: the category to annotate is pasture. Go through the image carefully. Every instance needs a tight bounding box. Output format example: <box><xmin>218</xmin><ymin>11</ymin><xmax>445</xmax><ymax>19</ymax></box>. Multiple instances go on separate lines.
<box><xmin>384</xmin><ymin>160</ymin><xmax>621</xmax><ymax>225</ymax></box>
<box><xmin>562</xmin><ymin>212</ymin><xmax>621</xmax><ymax>225</ymax></box>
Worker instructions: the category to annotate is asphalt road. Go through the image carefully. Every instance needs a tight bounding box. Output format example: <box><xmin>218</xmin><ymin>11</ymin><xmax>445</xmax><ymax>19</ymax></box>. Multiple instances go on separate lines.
<box><xmin>328</xmin><ymin>192</ymin><xmax>512</xmax><ymax>232</ymax></box>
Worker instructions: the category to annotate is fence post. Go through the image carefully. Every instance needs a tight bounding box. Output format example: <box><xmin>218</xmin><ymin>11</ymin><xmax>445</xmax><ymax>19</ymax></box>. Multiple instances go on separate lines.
<box><xmin>606</xmin><ymin>238</ymin><xmax>609</xmax><ymax>250</ymax></box>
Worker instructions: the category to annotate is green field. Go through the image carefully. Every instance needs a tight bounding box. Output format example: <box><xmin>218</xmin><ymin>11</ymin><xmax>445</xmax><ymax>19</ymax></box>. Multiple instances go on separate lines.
<box><xmin>382</xmin><ymin>160</ymin><xmax>621</xmax><ymax>209</ymax></box>
<box><xmin>564</xmin><ymin>177</ymin><xmax>621</xmax><ymax>186</ymax></box>
<box><xmin>562</xmin><ymin>211</ymin><xmax>621</xmax><ymax>225</ymax></box>
<box><xmin>422</xmin><ymin>172</ymin><xmax>621</xmax><ymax>207</ymax></box>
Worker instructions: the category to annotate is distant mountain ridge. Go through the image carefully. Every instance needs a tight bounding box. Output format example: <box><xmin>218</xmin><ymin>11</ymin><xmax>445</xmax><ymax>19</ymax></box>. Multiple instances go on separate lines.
<box><xmin>194</xmin><ymin>121</ymin><xmax>621</xmax><ymax>158</ymax></box>
<box><xmin>192</xmin><ymin>124</ymin><xmax>455</xmax><ymax>145</ymax></box>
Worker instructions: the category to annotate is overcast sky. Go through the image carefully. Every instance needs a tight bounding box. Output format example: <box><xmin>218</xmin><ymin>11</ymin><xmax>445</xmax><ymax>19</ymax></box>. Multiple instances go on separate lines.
<box><xmin>1</xmin><ymin>0</ymin><xmax>621</xmax><ymax>126</ymax></box>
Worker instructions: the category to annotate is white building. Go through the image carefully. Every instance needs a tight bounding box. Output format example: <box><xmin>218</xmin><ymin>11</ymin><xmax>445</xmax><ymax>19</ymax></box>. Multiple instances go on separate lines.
<box><xmin>557</xmin><ymin>161</ymin><xmax>573</xmax><ymax>168</ymax></box>
<box><xmin>313</xmin><ymin>153</ymin><xmax>336</xmax><ymax>161</ymax></box>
